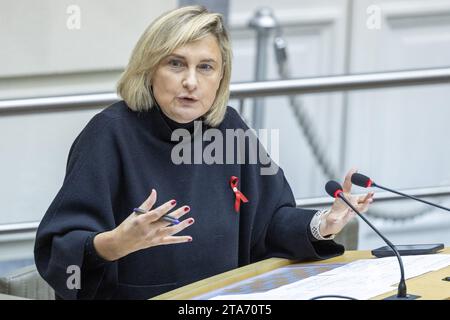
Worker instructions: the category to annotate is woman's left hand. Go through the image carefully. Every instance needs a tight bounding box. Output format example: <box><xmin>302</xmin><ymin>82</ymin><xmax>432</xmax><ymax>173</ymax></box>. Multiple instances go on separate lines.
<box><xmin>320</xmin><ymin>168</ymin><xmax>374</xmax><ymax>237</ymax></box>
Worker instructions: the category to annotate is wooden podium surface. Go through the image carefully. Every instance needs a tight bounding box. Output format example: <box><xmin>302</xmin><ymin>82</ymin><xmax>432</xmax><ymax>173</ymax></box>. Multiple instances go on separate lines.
<box><xmin>152</xmin><ymin>248</ymin><xmax>450</xmax><ymax>300</ymax></box>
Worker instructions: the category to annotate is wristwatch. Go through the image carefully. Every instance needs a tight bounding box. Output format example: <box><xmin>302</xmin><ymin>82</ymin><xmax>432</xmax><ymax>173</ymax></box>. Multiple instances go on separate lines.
<box><xmin>310</xmin><ymin>209</ymin><xmax>336</xmax><ymax>241</ymax></box>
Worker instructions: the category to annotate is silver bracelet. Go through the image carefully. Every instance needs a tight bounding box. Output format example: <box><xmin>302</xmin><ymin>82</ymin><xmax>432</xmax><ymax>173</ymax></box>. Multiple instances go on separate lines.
<box><xmin>310</xmin><ymin>209</ymin><xmax>335</xmax><ymax>241</ymax></box>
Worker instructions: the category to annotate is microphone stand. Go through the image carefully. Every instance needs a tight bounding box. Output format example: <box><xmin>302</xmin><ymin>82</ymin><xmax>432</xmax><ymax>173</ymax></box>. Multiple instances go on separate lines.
<box><xmin>371</xmin><ymin>182</ymin><xmax>450</xmax><ymax>212</ymax></box>
<box><xmin>336</xmin><ymin>192</ymin><xmax>420</xmax><ymax>300</ymax></box>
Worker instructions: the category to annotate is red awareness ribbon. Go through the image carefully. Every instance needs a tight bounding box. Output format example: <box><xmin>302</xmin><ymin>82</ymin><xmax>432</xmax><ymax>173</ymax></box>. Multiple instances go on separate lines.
<box><xmin>230</xmin><ymin>176</ymin><xmax>248</xmax><ymax>213</ymax></box>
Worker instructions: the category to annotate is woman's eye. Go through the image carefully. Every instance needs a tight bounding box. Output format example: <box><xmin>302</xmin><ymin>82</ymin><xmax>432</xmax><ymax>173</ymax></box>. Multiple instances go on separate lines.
<box><xmin>168</xmin><ymin>60</ymin><xmax>184</xmax><ymax>68</ymax></box>
<box><xmin>198</xmin><ymin>64</ymin><xmax>213</xmax><ymax>71</ymax></box>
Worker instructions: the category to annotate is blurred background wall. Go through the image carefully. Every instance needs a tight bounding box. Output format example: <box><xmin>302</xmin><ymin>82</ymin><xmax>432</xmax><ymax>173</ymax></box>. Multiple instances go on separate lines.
<box><xmin>1</xmin><ymin>0</ymin><xmax>450</xmax><ymax>263</ymax></box>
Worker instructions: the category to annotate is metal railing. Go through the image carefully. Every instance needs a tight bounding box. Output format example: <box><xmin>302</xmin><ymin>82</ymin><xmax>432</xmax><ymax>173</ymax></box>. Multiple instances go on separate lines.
<box><xmin>1</xmin><ymin>67</ymin><xmax>450</xmax><ymax>114</ymax></box>
<box><xmin>1</xmin><ymin>186</ymin><xmax>449</xmax><ymax>236</ymax></box>
<box><xmin>0</xmin><ymin>222</ymin><xmax>39</xmax><ymax>236</ymax></box>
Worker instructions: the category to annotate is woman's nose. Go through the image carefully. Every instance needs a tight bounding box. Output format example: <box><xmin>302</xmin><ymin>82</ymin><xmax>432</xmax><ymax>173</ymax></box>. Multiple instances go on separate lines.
<box><xmin>182</xmin><ymin>69</ymin><xmax>198</xmax><ymax>91</ymax></box>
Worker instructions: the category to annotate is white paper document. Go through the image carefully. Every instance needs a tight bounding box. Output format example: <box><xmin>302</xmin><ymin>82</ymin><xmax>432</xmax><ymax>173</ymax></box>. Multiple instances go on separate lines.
<box><xmin>210</xmin><ymin>254</ymin><xmax>450</xmax><ymax>300</ymax></box>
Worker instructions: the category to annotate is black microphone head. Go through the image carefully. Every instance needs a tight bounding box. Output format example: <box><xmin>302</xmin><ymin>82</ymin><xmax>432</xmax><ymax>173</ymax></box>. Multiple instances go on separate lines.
<box><xmin>325</xmin><ymin>180</ymin><xmax>343</xmax><ymax>198</ymax></box>
<box><xmin>351</xmin><ymin>172</ymin><xmax>373</xmax><ymax>188</ymax></box>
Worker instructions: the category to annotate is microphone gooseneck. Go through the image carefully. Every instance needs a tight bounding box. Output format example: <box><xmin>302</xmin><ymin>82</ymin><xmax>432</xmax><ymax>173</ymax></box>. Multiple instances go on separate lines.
<box><xmin>325</xmin><ymin>180</ymin><xmax>414</xmax><ymax>299</ymax></box>
<box><xmin>351</xmin><ymin>172</ymin><xmax>450</xmax><ymax>212</ymax></box>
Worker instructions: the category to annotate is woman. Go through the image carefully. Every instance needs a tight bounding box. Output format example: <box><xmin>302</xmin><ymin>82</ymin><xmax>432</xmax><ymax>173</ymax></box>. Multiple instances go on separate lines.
<box><xmin>34</xmin><ymin>6</ymin><xmax>373</xmax><ymax>300</ymax></box>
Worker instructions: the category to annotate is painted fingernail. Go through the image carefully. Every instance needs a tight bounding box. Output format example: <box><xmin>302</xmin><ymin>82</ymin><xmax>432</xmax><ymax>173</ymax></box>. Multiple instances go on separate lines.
<box><xmin>187</xmin><ymin>237</ymin><xmax>192</xmax><ymax>242</ymax></box>
<box><xmin>188</xmin><ymin>218</ymin><xmax>194</xmax><ymax>224</ymax></box>
<box><xmin>184</xmin><ymin>206</ymin><xmax>190</xmax><ymax>212</ymax></box>
<box><xmin>170</xmin><ymin>200</ymin><xmax>177</xmax><ymax>205</ymax></box>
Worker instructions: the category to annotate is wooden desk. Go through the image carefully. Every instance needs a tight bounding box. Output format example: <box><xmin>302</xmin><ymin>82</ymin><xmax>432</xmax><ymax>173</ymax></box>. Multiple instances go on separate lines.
<box><xmin>152</xmin><ymin>248</ymin><xmax>450</xmax><ymax>300</ymax></box>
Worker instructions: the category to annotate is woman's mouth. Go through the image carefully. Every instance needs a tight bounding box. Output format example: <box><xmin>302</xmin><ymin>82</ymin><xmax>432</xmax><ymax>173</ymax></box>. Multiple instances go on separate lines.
<box><xmin>177</xmin><ymin>96</ymin><xmax>198</xmax><ymax>104</ymax></box>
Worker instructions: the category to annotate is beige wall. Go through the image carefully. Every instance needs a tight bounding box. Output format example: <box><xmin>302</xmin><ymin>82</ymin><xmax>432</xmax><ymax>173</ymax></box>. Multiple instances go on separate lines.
<box><xmin>0</xmin><ymin>0</ymin><xmax>176</xmax><ymax>99</ymax></box>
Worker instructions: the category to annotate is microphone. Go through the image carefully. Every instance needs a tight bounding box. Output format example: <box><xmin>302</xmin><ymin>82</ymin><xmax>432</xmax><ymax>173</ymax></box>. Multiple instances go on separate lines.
<box><xmin>325</xmin><ymin>180</ymin><xmax>420</xmax><ymax>300</ymax></box>
<box><xmin>351</xmin><ymin>172</ymin><xmax>450</xmax><ymax>212</ymax></box>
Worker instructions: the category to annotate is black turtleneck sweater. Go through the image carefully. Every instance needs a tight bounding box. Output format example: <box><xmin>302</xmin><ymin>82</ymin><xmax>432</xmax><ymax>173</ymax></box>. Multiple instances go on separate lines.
<box><xmin>157</xmin><ymin>105</ymin><xmax>198</xmax><ymax>133</ymax></box>
<box><xmin>34</xmin><ymin>101</ymin><xmax>344</xmax><ymax>300</ymax></box>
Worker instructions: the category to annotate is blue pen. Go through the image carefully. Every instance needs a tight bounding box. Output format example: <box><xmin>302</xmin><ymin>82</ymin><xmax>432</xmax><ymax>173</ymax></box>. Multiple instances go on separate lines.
<box><xmin>133</xmin><ymin>208</ymin><xmax>180</xmax><ymax>225</ymax></box>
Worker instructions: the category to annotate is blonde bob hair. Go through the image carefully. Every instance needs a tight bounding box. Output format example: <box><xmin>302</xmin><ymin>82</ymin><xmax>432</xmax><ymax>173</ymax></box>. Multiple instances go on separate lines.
<box><xmin>117</xmin><ymin>5</ymin><xmax>232</xmax><ymax>127</ymax></box>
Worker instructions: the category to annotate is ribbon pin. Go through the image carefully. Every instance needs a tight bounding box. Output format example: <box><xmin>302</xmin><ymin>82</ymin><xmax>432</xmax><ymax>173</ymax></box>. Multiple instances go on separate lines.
<box><xmin>230</xmin><ymin>176</ymin><xmax>248</xmax><ymax>213</ymax></box>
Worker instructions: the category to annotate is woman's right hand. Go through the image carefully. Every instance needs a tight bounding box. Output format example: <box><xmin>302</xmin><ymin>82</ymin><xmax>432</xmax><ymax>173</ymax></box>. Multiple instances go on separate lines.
<box><xmin>93</xmin><ymin>189</ymin><xmax>194</xmax><ymax>261</ymax></box>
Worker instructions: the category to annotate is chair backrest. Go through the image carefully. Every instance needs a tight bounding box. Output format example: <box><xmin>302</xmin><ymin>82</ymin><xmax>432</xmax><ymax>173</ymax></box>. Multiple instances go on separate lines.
<box><xmin>0</xmin><ymin>264</ymin><xmax>55</xmax><ymax>300</ymax></box>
